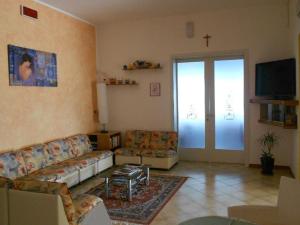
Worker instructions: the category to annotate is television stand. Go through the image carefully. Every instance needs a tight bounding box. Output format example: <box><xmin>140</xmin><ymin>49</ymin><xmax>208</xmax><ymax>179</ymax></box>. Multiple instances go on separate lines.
<box><xmin>250</xmin><ymin>98</ymin><xmax>298</xmax><ymax>129</ymax></box>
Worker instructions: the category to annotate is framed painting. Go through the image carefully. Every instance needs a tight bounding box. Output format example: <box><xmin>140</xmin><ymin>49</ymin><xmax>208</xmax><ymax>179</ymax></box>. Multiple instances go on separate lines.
<box><xmin>150</xmin><ymin>82</ymin><xmax>161</xmax><ymax>96</ymax></box>
<box><xmin>8</xmin><ymin>44</ymin><xmax>57</xmax><ymax>87</ymax></box>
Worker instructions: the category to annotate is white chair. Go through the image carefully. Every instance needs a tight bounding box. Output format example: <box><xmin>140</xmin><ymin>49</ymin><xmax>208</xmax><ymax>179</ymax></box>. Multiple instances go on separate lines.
<box><xmin>228</xmin><ymin>176</ymin><xmax>300</xmax><ymax>225</ymax></box>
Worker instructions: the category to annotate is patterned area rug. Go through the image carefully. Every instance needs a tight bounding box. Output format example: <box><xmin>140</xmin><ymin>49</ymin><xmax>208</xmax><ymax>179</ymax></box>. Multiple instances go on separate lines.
<box><xmin>86</xmin><ymin>174</ymin><xmax>187</xmax><ymax>225</ymax></box>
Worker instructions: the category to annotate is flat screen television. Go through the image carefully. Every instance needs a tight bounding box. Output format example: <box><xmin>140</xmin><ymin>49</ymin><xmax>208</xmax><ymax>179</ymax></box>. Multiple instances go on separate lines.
<box><xmin>255</xmin><ymin>58</ymin><xmax>296</xmax><ymax>99</ymax></box>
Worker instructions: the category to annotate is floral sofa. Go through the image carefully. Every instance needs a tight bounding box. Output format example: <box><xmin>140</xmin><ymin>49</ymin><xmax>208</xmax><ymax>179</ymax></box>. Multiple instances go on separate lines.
<box><xmin>115</xmin><ymin>130</ymin><xmax>178</xmax><ymax>169</ymax></box>
<box><xmin>0</xmin><ymin>134</ymin><xmax>113</xmax><ymax>225</ymax></box>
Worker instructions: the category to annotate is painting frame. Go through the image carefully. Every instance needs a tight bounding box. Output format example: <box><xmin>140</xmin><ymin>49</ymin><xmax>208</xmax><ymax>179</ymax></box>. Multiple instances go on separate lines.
<box><xmin>8</xmin><ymin>44</ymin><xmax>57</xmax><ymax>87</ymax></box>
<box><xmin>150</xmin><ymin>82</ymin><xmax>161</xmax><ymax>96</ymax></box>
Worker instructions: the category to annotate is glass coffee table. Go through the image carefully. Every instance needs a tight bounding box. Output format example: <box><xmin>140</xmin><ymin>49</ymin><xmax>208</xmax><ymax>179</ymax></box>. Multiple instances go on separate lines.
<box><xmin>179</xmin><ymin>216</ymin><xmax>256</xmax><ymax>225</ymax></box>
<box><xmin>102</xmin><ymin>164</ymin><xmax>150</xmax><ymax>201</ymax></box>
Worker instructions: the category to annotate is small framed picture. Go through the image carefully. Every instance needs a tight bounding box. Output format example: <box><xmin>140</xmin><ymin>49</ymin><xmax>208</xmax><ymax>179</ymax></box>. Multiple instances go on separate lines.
<box><xmin>150</xmin><ymin>82</ymin><xmax>160</xmax><ymax>96</ymax></box>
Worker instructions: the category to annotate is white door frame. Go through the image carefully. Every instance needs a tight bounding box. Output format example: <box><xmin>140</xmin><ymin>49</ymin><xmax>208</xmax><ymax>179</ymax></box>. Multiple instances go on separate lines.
<box><xmin>172</xmin><ymin>50</ymin><xmax>250</xmax><ymax>165</ymax></box>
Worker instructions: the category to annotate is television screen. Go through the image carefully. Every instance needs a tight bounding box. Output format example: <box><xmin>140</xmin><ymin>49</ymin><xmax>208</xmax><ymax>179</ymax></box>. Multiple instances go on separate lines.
<box><xmin>255</xmin><ymin>58</ymin><xmax>296</xmax><ymax>99</ymax></box>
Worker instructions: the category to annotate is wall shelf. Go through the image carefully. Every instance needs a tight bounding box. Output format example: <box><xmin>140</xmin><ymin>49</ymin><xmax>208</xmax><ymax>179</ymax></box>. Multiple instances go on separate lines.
<box><xmin>123</xmin><ymin>66</ymin><xmax>162</xmax><ymax>71</ymax></box>
<box><xmin>249</xmin><ymin>99</ymin><xmax>299</xmax><ymax>106</ymax></box>
<box><xmin>106</xmin><ymin>83</ymin><xmax>138</xmax><ymax>86</ymax></box>
<box><xmin>123</xmin><ymin>60</ymin><xmax>161</xmax><ymax>70</ymax></box>
<box><xmin>250</xmin><ymin>98</ymin><xmax>298</xmax><ymax>129</ymax></box>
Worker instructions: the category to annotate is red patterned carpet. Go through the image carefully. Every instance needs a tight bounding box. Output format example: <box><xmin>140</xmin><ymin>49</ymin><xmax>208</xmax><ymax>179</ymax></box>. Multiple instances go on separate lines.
<box><xmin>86</xmin><ymin>174</ymin><xmax>187</xmax><ymax>224</ymax></box>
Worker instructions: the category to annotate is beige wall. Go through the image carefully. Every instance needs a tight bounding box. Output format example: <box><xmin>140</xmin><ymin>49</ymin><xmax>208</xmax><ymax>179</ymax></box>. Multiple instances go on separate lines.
<box><xmin>97</xmin><ymin>3</ymin><xmax>295</xmax><ymax>166</ymax></box>
<box><xmin>290</xmin><ymin>0</ymin><xmax>300</xmax><ymax>178</ymax></box>
<box><xmin>0</xmin><ymin>0</ymin><xmax>97</xmax><ymax>151</ymax></box>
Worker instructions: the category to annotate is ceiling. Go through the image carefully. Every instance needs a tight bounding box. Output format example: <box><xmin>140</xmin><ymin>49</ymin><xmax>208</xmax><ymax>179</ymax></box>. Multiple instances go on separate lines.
<box><xmin>35</xmin><ymin>0</ymin><xmax>287</xmax><ymax>25</ymax></box>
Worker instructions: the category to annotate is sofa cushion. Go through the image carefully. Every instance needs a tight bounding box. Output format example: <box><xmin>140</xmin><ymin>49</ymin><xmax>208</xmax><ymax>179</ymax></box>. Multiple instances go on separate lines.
<box><xmin>26</xmin><ymin>172</ymin><xmax>58</xmax><ymax>182</ymax></box>
<box><xmin>141</xmin><ymin>149</ymin><xmax>177</xmax><ymax>158</ymax></box>
<box><xmin>124</xmin><ymin>130</ymin><xmax>151</xmax><ymax>149</ymax></box>
<box><xmin>47</xmin><ymin>139</ymin><xmax>73</xmax><ymax>164</ymax></box>
<box><xmin>73</xmin><ymin>194</ymin><xmax>102</xmax><ymax>224</ymax></box>
<box><xmin>60</xmin><ymin>151</ymin><xmax>113</xmax><ymax>169</ymax></box>
<box><xmin>21</xmin><ymin>144</ymin><xmax>50</xmax><ymax>174</ymax></box>
<box><xmin>59</xmin><ymin>155</ymin><xmax>97</xmax><ymax>169</ymax></box>
<box><xmin>13</xmin><ymin>179</ymin><xmax>77</xmax><ymax>225</ymax></box>
<box><xmin>67</xmin><ymin>134</ymin><xmax>92</xmax><ymax>157</ymax></box>
<box><xmin>115</xmin><ymin>148</ymin><xmax>142</xmax><ymax>156</ymax></box>
<box><xmin>28</xmin><ymin>164</ymin><xmax>78</xmax><ymax>183</ymax></box>
<box><xmin>0</xmin><ymin>151</ymin><xmax>27</xmax><ymax>179</ymax></box>
<box><xmin>149</xmin><ymin>131</ymin><xmax>178</xmax><ymax>150</ymax></box>
<box><xmin>84</xmin><ymin>150</ymin><xmax>113</xmax><ymax>160</ymax></box>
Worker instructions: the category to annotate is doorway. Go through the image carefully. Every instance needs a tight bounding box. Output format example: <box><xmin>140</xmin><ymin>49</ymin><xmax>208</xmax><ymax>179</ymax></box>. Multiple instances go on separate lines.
<box><xmin>173</xmin><ymin>56</ymin><xmax>246</xmax><ymax>163</ymax></box>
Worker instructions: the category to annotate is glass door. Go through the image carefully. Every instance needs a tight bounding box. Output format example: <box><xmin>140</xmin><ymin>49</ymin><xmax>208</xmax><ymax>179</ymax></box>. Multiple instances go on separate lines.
<box><xmin>174</xmin><ymin>56</ymin><xmax>245</xmax><ymax>163</ymax></box>
<box><xmin>177</xmin><ymin>61</ymin><xmax>206</xmax><ymax>149</ymax></box>
<box><xmin>210</xmin><ymin>58</ymin><xmax>245</xmax><ymax>163</ymax></box>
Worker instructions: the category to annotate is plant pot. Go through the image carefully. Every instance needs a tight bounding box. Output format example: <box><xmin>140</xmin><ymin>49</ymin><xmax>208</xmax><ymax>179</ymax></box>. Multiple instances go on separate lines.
<box><xmin>260</xmin><ymin>157</ymin><xmax>275</xmax><ymax>175</ymax></box>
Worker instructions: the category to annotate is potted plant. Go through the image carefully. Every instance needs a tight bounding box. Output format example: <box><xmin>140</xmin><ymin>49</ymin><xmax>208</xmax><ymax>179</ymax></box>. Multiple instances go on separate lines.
<box><xmin>259</xmin><ymin>132</ymin><xmax>278</xmax><ymax>175</ymax></box>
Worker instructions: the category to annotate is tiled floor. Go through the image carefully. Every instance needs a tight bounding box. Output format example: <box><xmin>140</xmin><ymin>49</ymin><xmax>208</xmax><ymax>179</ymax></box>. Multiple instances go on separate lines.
<box><xmin>71</xmin><ymin>161</ymin><xmax>292</xmax><ymax>225</ymax></box>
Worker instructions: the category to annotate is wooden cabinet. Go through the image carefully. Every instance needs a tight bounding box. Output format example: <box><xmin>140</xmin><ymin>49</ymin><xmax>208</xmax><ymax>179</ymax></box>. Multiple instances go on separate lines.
<box><xmin>250</xmin><ymin>99</ymin><xmax>298</xmax><ymax>129</ymax></box>
<box><xmin>88</xmin><ymin>131</ymin><xmax>121</xmax><ymax>151</ymax></box>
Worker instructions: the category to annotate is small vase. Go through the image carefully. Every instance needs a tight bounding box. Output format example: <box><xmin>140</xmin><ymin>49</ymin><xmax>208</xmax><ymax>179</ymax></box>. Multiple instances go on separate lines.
<box><xmin>260</xmin><ymin>157</ymin><xmax>275</xmax><ymax>175</ymax></box>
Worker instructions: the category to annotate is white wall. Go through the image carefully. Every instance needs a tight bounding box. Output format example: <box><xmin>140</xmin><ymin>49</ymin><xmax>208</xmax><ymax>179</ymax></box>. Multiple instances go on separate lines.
<box><xmin>97</xmin><ymin>4</ymin><xmax>295</xmax><ymax>166</ymax></box>
<box><xmin>290</xmin><ymin>0</ymin><xmax>300</xmax><ymax>178</ymax></box>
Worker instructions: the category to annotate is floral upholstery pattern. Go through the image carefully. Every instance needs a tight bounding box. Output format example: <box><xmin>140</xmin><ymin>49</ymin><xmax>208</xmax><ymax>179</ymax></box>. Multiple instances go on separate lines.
<box><xmin>73</xmin><ymin>194</ymin><xmax>102</xmax><ymax>224</ymax></box>
<box><xmin>67</xmin><ymin>134</ymin><xmax>92</xmax><ymax>157</ymax></box>
<box><xmin>149</xmin><ymin>131</ymin><xmax>178</xmax><ymax>150</ymax></box>
<box><xmin>47</xmin><ymin>139</ymin><xmax>74</xmax><ymax>164</ymax></box>
<box><xmin>21</xmin><ymin>144</ymin><xmax>50</xmax><ymax>174</ymax></box>
<box><xmin>13</xmin><ymin>179</ymin><xmax>77</xmax><ymax>225</ymax></box>
<box><xmin>0</xmin><ymin>151</ymin><xmax>27</xmax><ymax>179</ymax></box>
<box><xmin>140</xmin><ymin>149</ymin><xmax>177</xmax><ymax>158</ymax></box>
<box><xmin>118</xmin><ymin>130</ymin><xmax>178</xmax><ymax>163</ymax></box>
<box><xmin>115</xmin><ymin>148</ymin><xmax>142</xmax><ymax>156</ymax></box>
<box><xmin>124</xmin><ymin>130</ymin><xmax>151</xmax><ymax>149</ymax></box>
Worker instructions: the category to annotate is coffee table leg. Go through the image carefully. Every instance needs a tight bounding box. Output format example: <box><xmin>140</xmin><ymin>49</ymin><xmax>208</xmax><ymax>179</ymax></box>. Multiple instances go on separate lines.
<box><xmin>128</xmin><ymin>179</ymin><xmax>132</xmax><ymax>201</ymax></box>
<box><xmin>146</xmin><ymin>167</ymin><xmax>150</xmax><ymax>186</ymax></box>
<box><xmin>105</xmin><ymin>177</ymin><xmax>109</xmax><ymax>199</ymax></box>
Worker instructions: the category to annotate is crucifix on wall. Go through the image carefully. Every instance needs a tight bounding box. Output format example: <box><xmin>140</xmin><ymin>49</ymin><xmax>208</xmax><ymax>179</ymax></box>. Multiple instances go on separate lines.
<box><xmin>203</xmin><ymin>34</ymin><xmax>212</xmax><ymax>47</ymax></box>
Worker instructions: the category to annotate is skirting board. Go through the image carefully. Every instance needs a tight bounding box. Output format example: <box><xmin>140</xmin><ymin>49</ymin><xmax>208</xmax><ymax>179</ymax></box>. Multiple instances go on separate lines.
<box><xmin>249</xmin><ymin>164</ymin><xmax>295</xmax><ymax>178</ymax></box>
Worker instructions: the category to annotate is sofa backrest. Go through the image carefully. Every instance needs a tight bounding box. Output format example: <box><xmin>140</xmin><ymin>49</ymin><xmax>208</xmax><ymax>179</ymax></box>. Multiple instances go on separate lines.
<box><xmin>149</xmin><ymin>131</ymin><xmax>178</xmax><ymax>150</ymax></box>
<box><xmin>0</xmin><ymin>151</ymin><xmax>27</xmax><ymax>179</ymax></box>
<box><xmin>124</xmin><ymin>130</ymin><xmax>178</xmax><ymax>150</ymax></box>
<box><xmin>124</xmin><ymin>130</ymin><xmax>151</xmax><ymax>149</ymax></box>
<box><xmin>21</xmin><ymin>144</ymin><xmax>50</xmax><ymax>174</ymax></box>
<box><xmin>0</xmin><ymin>134</ymin><xmax>92</xmax><ymax>180</ymax></box>
<box><xmin>66</xmin><ymin>134</ymin><xmax>92</xmax><ymax>157</ymax></box>
<box><xmin>46</xmin><ymin>139</ymin><xmax>75</xmax><ymax>164</ymax></box>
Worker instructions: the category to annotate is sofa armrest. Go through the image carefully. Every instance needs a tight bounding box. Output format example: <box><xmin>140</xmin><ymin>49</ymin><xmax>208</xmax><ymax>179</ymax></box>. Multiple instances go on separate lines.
<box><xmin>228</xmin><ymin>205</ymin><xmax>282</xmax><ymax>225</ymax></box>
<box><xmin>0</xmin><ymin>176</ymin><xmax>11</xmax><ymax>225</ymax></box>
<box><xmin>12</xmin><ymin>178</ymin><xmax>76</xmax><ymax>225</ymax></box>
<box><xmin>79</xmin><ymin>201</ymin><xmax>112</xmax><ymax>225</ymax></box>
<box><xmin>0</xmin><ymin>187</ymin><xmax>8</xmax><ymax>225</ymax></box>
<box><xmin>9</xmin><ymin>189</ymin><xmax>70</xmax><ymax>225</ymax></box>
<box><xmin>74</xmin><ymin>195</ymin><xmax>111</xmax><ymax>225</ymax></box>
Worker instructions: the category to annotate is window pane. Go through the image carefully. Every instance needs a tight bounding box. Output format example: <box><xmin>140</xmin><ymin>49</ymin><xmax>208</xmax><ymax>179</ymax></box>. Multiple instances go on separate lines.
<box><xmin>214</xmin><ymin>59</ymin><xmax>244</xmax><ymax>150</ymax></box>
<box><xmin>177</xmin><ymin>62</ymin><xmax>205</xmax><ymax>149</ymax></box>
